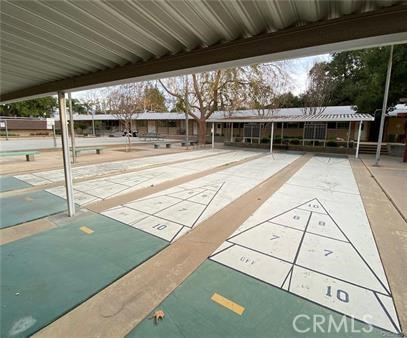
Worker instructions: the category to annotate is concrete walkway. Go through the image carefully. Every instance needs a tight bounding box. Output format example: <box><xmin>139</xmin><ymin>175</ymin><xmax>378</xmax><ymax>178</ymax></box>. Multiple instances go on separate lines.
<box><xmin>360</xmin><ymin>155</ymin><xmax>407</xmax><ymax>221</ymax></box>
<box><xmin>351</xmin><ymin>159</ymin><xmax>407</xmax><ymax>333</ymax></box>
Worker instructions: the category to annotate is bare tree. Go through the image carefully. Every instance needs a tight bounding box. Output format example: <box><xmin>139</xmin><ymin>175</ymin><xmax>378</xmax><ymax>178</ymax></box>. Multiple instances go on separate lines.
<box><xmin>106</xmin><ymin>83</ymin><xmax>144</xmax><ymax>151</ymax></box>
<box><xmin>246</xmin><ymin>63</ymin><xmax>291</xmax><ymax>118</ymax></box>
<box><xmin>301</xmin><ymin>62</ymin><xmax>333</xmax><ymax>115</ymax></box>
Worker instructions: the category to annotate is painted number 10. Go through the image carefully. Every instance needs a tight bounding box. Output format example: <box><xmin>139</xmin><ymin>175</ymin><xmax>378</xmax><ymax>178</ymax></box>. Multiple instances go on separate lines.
<box><xmin>153</xmin><ymin>224</ymin><xmax>167</xmax><ymax>231</ymax></box>
<box><xmin>326</xmin><ymin>286</ymin><xmax>349</xmax><ymax>303</ymax></box>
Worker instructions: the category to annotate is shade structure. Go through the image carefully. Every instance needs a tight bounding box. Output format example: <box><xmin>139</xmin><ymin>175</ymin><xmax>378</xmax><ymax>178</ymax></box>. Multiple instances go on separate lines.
<box><xmin>1</xmin><ymin>0</ymin><xmax>407</xmax><ymax>103</ymax></box>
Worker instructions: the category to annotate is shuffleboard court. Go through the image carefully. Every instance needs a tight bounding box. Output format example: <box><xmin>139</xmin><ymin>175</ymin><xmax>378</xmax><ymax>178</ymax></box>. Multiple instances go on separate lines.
<box><xmin>0</xmin><ymin>176</ymin><xmax>31</xmax><ymax>192</ymax></box>
<box><xmin>209</xmin><ymin>156</ymin><xmax>401</xmax><ymax>334</ymax></box>
<box><xmin>46</xmin><ymin>150</ymin><xmax>259</xmax><ymax>206</ymax></box>
<box><xmin>128</xmin><ymin>156</ymin><xmax>401</xmax><ymax>337</ymax></box>
<box><xmin>0</xmin><ymin>212</ymin><xmax>167</xmax><ymax>338</ymax></box>
<box><xmin>0</xmin><ymin>191</ymin><xmax>67</xmax><ymax>228</ymax></box>
<box><xmin>14</xmin><ymin>149</ymin><xmax>228</xmax><ymax>186</ymax></box>
<box><xmin>102</xmin><ymin>153</ymin><xmax>299</xmax><ymax>242</ymax></box>
<box><xmin>129</xmin><ymin>261</ymin><xmax>394</xmax><ymax>338</ymax></box>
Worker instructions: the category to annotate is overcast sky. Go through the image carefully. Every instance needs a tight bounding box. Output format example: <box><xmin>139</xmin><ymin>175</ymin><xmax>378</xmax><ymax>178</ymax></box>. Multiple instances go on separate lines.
<box><xmin>73</xmin><ymin>53</ymin><xmax>331</xmax><ymax>101</ymax></box>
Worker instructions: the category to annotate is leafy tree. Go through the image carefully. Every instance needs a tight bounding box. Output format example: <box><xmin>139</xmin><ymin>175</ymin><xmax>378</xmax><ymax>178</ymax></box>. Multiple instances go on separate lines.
<box><xmin>0</xmin><ymin>97</ymin><xmax>57</xmax><ymax>117</ymax></box>
<box><xmin>143</xmin><ymin>86</ymin><xmax>167</xmax><ymax>111</ymax></box>
<box><xmin>326</xmin><ymin>45</ymin><xmax>407</xmax><ymax>113</ymax></box>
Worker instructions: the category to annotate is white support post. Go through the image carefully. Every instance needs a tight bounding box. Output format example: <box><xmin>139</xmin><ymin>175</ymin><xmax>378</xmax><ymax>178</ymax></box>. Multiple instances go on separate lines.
<box><xmin>52</xmin><ymin>124</ymin><xmax>57</xmax><ymax>147</ymax></box>
<box><xmin>211</xmin><ymin>122</ymin><xmax>215</xmax><ymax>149</ymax></box>
<box><xmin>230</xmin><ymin>122</ymin><xmax>233</xmax><ymax>142</ymax></box>
<box><xmin>355</xmin><ymin>121</ymin><xmax>363</xmax><ymax>159</ymax></box>
<box><xmin>58</xmin><ymin>91</ymin><xmax>75</xmax><ymax>217</ymax></box>
<box><xmin>375</xmin><ymin>45</ymin><xmax>393</xmax><ymax>166</ymax></box>
<box><xmin>270</xmin><ymin>122</ymin><xmax>274</xmax><ymax>153</ymax></box>
<box><xmin>5</xmin><ymin>120</ymin><xmax>9</xmax><ymax>140</ymax></box>
<box><xmin>68</xmin><ymin>92</ymin><xmax>76</xmax><ymax>163</ymax></box>
<box><xmin>185</xmin><ymin>75</ymin><xmax>189</xmax><ymax>147</ymax></box>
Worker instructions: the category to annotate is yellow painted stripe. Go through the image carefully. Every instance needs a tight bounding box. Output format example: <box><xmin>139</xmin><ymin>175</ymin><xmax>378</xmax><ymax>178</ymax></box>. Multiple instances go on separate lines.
<box><xmin>80</xmin><ymin>226</ymin><xmax>94</xmax><ymax>235</ymax></box>
<box><xmin>211</xmin><ymin>293</ymin><xmax>245</xmax><ymax>315</ymax></box>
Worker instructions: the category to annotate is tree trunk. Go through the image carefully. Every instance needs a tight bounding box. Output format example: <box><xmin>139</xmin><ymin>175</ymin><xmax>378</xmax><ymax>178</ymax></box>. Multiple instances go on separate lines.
<box><xmin>198</xmin><ymin>119</ymin><xmax>207</xmax><ymax>145</ymax></box>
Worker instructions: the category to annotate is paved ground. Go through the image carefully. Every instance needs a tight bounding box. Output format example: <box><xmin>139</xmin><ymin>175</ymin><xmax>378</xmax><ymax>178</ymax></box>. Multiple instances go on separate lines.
<box><xmin>0</xmin><ymin>148</ymin><xmax>405</xmax><ymax>338</ymax></box>
<box><xmin>0</xmin><ymin>136</ymin><xmax>169</xmax><ymax>152</ymax></box>
<box><xmin>361</xmin><ymin>155</ymin><xmax>407</xmax><ymax>220</ymax></box>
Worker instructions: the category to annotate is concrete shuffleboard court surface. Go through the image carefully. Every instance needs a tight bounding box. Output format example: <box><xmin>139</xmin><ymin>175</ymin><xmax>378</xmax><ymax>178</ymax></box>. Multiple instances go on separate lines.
<box><xmin>13</xmin><ymin>149</ymin><xmax>229</xmax><ymax>186</ymax></box>
<box><xmin>130</xmin><ymin>156</ymin><xmax>401</xmax><ymax>337</ymax></box>
<box><xmin>45</xmin><ymin>150</ymin><xmax>259</xmax><ymax>206</ymax></box>
<box><xmin>0</xmin><ymin>176</ymin><xmax>31</xmax><ymax>192</ymax></box>
<box><xmin>0</xmin><ymin>191</ymin><xmax>67</xmax><ymax>228</ymax></box>
<box><xmin>0</xmin><ymin>212</ymin><xmax>167</xmax><ymax>338</ymax></box>
<box><xmin>102</xmin><ymin>153</ymin><xmax>299</xmax><ymax>243</ymax></box>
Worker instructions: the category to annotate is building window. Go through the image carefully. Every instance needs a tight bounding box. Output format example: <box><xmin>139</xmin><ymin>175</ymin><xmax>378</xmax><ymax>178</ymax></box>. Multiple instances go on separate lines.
<box><xmin>137</xmin><ymin>120</ymin><xmax>147</xmax><ymax>127</ymax></box>
<box><xmin>158</xmin><ymin>121</ymin><xmax>167</xmax><ymax>127</ymax></box>
<box><xmin>168</xmin><ymin>121</ymin><xmax>176</xmax><ymax>127</ymax></box>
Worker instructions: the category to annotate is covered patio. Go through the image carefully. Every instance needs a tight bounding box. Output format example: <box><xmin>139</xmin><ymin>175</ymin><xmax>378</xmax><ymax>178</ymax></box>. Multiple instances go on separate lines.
<box><xmin>208</xmin><ymin>110</ymin><xmax>374</xmax><ymax>157</ymax></box>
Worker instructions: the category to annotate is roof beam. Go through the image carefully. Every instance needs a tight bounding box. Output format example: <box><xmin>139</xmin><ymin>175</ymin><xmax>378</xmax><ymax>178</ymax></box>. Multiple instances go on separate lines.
<box><xmin>1</xmin><ymin>4</ymin><xmax>407</xmax><ymax>103</ymax></box>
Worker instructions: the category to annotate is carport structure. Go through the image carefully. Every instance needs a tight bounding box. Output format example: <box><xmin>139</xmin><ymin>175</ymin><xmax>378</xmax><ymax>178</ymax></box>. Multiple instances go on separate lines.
<box><xmin>1</xmin><ymin>0</ymin><xmax>406</xmax><ymax>215</ymax></box>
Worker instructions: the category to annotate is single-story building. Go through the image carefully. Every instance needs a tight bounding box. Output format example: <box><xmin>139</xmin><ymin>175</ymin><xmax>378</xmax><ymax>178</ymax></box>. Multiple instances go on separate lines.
<box><xmin>2</xmin><ymin>105</ymin><xmax>406</xmax><ymax>150</ymax></box>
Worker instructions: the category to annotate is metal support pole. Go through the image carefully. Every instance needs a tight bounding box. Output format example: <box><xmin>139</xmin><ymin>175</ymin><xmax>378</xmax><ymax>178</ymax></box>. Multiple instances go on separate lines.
<box><xmin>5</xmin><ymin>120</ymin><xmax>9</xmax><ymax>140</ymax></box>
<box><xmin>58</xmin><ymin>91</ymin><xmax>75</xmax><ymax>217</ymax></box>
<box><xmin>355</xmin><ymin>121</ymin><xmax>363</xmax><ymax>159</ymax></box>
<box><xmin>211</xmin><ymin>122</ymin><xmax>215</xmax><ymax>149</ymax></box>
<box><xmin>92</xmin><ymin>111</ymin><xmax>95</xmax><ymax>136</ymax></box>
<box><xmin>52</xmin><ymin>124</ymin><xmax>57</xmax><ymax>147</ymax></box>
<box><xmin>375</xmin><ymin>45</ymin><xmax>393</xmax><ymax>166</ymax></box>
<box><xmin>270</xmin><ymin>122</ymin><xmax>274</xmax><ymax>153</ymax></box>
<box><xmin>68</xmin><ymin>92</ymin><xmax>76</xmax><ymax>163</ymax></box>
<box><xmin>184</xmin><ymin>75</ymin><xmax>189</xmax><ymax>147</ymax></box>
<box><xmin>230</xmin><ymin>122</ymin><xmax>233</xmax><ymax>142</ymax></box>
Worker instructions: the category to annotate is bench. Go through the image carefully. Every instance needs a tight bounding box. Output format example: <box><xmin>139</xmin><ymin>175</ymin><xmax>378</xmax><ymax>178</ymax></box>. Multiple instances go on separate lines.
<box><xmin>154</xmin><ymin>142</ymin><xmax>172</xmax><ymax>149</ymax></box>
<box><xmin>0</xmin><ymin>151</ymin><xmax>40</xmax><ymax>161</ymax></box>
<box><xmin>71</xmin><ymin>147</ymin><xmax>104</xmax><ymax>156</ymax></box>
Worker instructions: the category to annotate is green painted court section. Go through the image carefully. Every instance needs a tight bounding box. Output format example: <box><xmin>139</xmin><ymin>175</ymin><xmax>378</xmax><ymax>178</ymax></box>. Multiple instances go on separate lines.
<box><xmin>0</xmin><ymin>213</ymin><xmax>167</xmax><ymax>338</ymax></box>
<box><xmin>0</xmin><ymin>190</ymin><xmax>67</xmax><ymax>228</ymax></box>
<box><xmin>129</xmin><ymin>261</ymin><xmax>397</xmax><ymax>338</ymax></box>
<box><xmin>0</xmin><ymin>176</ymin><xmax>31</xmax><ymax>193</ymax></box>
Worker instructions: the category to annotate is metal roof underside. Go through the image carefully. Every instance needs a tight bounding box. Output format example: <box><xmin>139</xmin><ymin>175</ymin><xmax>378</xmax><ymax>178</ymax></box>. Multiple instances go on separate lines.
<box><xmin>1</xmin><ymin>0</ymin><xmax>407</xmax><ymax>103</ymax></box>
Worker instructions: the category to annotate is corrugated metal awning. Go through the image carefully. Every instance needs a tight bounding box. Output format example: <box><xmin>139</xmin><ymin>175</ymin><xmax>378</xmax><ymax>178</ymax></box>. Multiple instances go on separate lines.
<box><xmin>1</xmin><ymin>0</ymin><xmax>406</xmax><ymax>103</ymax></box>
<box><xmin>208</xmin><ymin>113</ymin><xmax>374</xmax><ymax>123</ymax></box>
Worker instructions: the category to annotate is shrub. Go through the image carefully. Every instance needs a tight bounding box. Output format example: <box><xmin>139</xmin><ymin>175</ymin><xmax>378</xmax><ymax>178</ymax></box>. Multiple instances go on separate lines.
<box><xmin>327</xmin><ymin>141</ymin><xmax>338</xmax><ymax>147</ymax></box>
<box><xmin>290</xmin><ymin>139</ymin><xmax>300</xmax><ymax>145</ymax></box>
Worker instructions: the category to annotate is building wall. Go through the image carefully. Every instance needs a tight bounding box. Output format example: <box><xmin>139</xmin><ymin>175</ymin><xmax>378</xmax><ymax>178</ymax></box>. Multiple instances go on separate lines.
<box><xmin>384</xmin><ymin>117</ymin><xmax>407</xmax><ymax>142</ymax></box>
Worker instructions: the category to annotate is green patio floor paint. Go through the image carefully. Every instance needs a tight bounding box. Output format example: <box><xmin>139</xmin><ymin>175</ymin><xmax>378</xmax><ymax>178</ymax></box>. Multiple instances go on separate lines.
<box><xmin>0</xmin><ymin>190</ymin><xmax>66</xmax><ymax>228</ymax></box>
<box><xmin>129</xmin><ymin>260</ymin><xmax>397</xmax><ymax>338</ymax></box>
<box><xmin>0</xmin><ymin>176</ymin><xmax>31</xmax><ymax>193</ymax></box>
<box><xmin>0</xmin><ymin>213</ymin><xmax>167</xmax><ymax>338</ymax></box>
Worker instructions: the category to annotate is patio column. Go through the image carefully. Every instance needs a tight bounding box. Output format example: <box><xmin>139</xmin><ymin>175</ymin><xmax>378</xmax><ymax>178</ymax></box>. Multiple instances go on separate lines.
<box><xmin>58</xmin><ymin>91</ymin><xmax>75</xmax><ymax>217</ymax></box>
<box><xmin>270</xmin><ymin>122</ymin><xmax>274</xmax><ymax>153</ymax></box>
<box><xmin>211</xmin><ymin>122</ymin><xmax>215</xmax><ymax>149</ymax></box>
<box><xmin>355</xmin><ymin>121</ymin><xmax>363</xmax><ymax>159</ymax></box>
<box><xmin>347</xmin><ymin>122</ymin><xmax>351</xmax><ymax>148</ymax></box>
<box><xmin>68</xmin><ymin>92</ymin><xmax>76</xmax><ymax>163</ymax></box>
<box><xmin>230</xmin><ymin>122</ymin><xmax>233</xmax><ymax>142</ymax></box>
